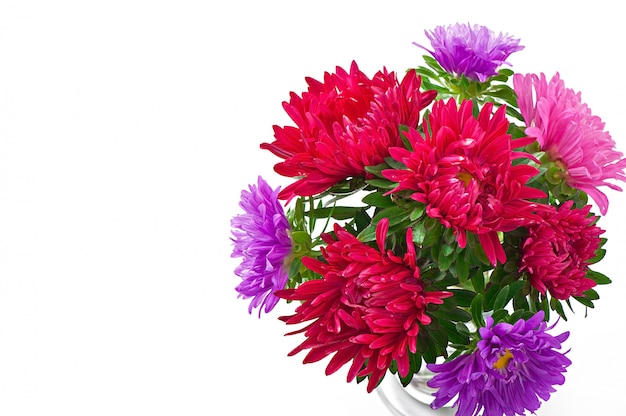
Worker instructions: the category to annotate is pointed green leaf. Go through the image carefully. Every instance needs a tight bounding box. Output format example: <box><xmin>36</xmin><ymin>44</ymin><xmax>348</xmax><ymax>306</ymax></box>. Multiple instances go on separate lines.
<box><xmin>470</xmin><ymin>293</ymin><xmax>485</xmax><ymax>329</ymax></box>
<box><xmin>492</xmin><ymin>286</ymin><xmax>511</xmax><ymax>311</ymax></box>
<box><xmin>304</xmin><ymin>206</ymin><xmax>361</xmax><ymax>220</ymax></box>
<box><xmin>573</xmin><ymin>295</ymin><xmax>595</xmax><ymax>308</ymax></box>
<box><xmin>357</xmin><ymin>225</ymin><xmax>376</xmax><ymax>242</ymax></box>
<box><xmin>471</xmin><ymin>268</ymin><xmax>486</xmax><ymax>294</ymax></box>
<box><xmin>450</xmin><ymin>289</ymin><xmax>477</xmax><ymax>308</ymax></box>
<box><xmin>362</xmin><ymin>192</ymin><xmax>395</xmax><ymax>208</ymax></box>
<box><xmin>587</xmin><ymin>269</ymin><xmax>612</xmax><ymax>285</ymax></box>
<box><xmin>365</xmin><ymin>178</ymin><xmax>397</xmax><ymax>189</ymax></box>
<box><xmin>550</xmin><ymin>296</ymin><xmax>568</xmax><ymax>320</ymax></box>
<box><xmin>409</xmin><ymin>205</ymin><xmax>425</xmax><ymax>221</ymax></box>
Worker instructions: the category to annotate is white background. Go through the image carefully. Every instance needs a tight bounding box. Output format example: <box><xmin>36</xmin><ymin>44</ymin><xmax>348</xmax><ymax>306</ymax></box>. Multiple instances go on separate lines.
<box><xmin>0</xmin><ymin>1</ymin><xmax>623</xmax><ymax>415</ymax></box>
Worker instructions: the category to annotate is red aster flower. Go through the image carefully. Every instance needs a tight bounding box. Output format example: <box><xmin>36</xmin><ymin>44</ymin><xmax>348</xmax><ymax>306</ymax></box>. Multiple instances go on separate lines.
<box><xmin>275</xmin><ymin>218</ymin><xmax>451</xmax><ymax>392</ymax></box>
<box><xmin>519</xmin><ymin>200</ymin><xmax>604</xmax><ymax>300</ymax></box>
<box><xmin>382</xmin><ymin>99</ymin><xmax>547</xmax><ymax>266</ymax></box>
<box><xmin>260</xmin><ymin>61</ymin><xmax>436</xmax><ymax>201</ymax></box>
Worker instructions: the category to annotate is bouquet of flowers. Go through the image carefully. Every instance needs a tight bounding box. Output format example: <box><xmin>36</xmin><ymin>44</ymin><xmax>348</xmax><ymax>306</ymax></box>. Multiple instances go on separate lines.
<box><xmin>230</xmin><ymin>23</ymin><xmax>626</xmax><ymax>416</ymax></box>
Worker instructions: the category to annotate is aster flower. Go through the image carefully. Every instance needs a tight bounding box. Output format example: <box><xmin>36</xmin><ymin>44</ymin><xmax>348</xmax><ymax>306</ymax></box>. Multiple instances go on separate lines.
<box><xmin>260</xmin><ymin>61</ymin><xmax>436</xmax><ymax>201</ymax></box>
<box><xmin>428</xmin><ymin>311</ymin><xmax>571</xmax><ymax>416</ymax></box>
<box><xmin>276</xmin><ymin>218</ymin><xmax>452</xmax><ymax>393</ymax></box>
<box><xmin>382</xmin><ymin>98</ymin><xmax>546</xmax><ymax>266</ymax></box>
<box><xmin>513</xmin><ymin>72</ymin><xmax>626</xmax><ymax>215</ymax></box>
<box><xmin>519</xmin><ymin>200</ymin><xmax>604</xmax><ymax>300</ymax></box>
<box><xmin>231</xmin><ymin>176</ymin><xmax>292</xmax><ymax>316</ymax></box>
<box><xmin>415</xmin><ymin>23</ymin><xmax>524</xmax><ymax>82</ymax></box>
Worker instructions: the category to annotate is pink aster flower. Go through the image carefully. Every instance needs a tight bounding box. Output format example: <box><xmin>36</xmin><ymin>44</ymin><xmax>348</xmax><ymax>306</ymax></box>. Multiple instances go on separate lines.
<box><xmin>275</xmin><ymin>218</ymin><xmax>452</xmax><ymax>392</ymax></box>
<box><xmin>415</xmin><ymin>23</ymin><xmax>524</xmax><ymax>82</ymax></box>
<box><xmin>428</xmin><ymin>311</ymin><xmax>570</xmax><ymax>416</ymax></box>
<box><xmin>519</xmin><ymin>200</ymin><xmax>604</xmax><ymax>300</ymax></box>
<box><xmin>513</xmin><ymin>72</ymin><xmax>626</xmax><ymax>215</ymax></box>
<box><xmin>260</xmin><ymin>61</ymin><xmax>436</xmax><ymax>201</ymax></box>
<box><xmin>231</xmin><ymin>176</ymin><xmax>292</xmax><ymax>316</ymax></box>
<box><xmin>382</xmin><ymin>98</ymin><xmax>547</xmax><ymax>266</ymax></box>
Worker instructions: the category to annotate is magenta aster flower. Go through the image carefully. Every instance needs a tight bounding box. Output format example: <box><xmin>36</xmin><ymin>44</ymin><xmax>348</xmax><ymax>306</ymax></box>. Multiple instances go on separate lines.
<box><xmin>260</xmin><ymin>61</ymin><xmax>436</xmax><ymax>201</ymax></box>
<box><xmin>513</xmin><ymin>72</ymin><xmax>626</xmax><ymax>215</ymax></box>
<box><xmin>415</xmin><ymin>23</ymin><xmax>524</xmax><ymax>82</ymax></box>
<box><xmin>519</xmin><ymin>200</ymin><xmax>603</xmax><ymax>300</ymax></box>
<box><xmin>276</xmin><ymin>218</ymin><xmax>452</xmax><ymax>393</ymax></box>
<box><xmin>383</xmin><ymin>98</ymin><xmax>547</xmax><ymax>266</ymax></box>
<box><xmin>231</xmin><ymin>176</ymin><xmax>292</xmax><ymax>316</ymax></box>
<box><xmin>428</xmin><ymin>311</ymin><xmax>571</xmax><ymax>416</ymax></box>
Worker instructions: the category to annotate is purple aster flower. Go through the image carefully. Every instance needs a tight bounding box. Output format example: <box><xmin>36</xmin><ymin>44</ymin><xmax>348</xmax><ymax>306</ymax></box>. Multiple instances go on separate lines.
<box><xmin>231</xmin><ymin>176</ymin><xmax>292</xmax><ymax>316</ymax></box>
<box><xmin>415</xmin><ymin>23</ymin><xmax>524</xmax><ymax>82</ymax></box>
<box><xmin>427</xmin><ymin>311</ymin><xmax>571</xmax><ymax>416</ymax></box>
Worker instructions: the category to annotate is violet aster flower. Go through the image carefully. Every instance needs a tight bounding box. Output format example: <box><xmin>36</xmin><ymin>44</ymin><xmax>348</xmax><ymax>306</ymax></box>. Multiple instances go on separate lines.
<box><xmin>513</xmin><ymin>72</ymin><xmax>626</xmax><ymax>215</ymax></box>
<box><xmin>428</xmin><ymin>311</ymin><xmax>571</xmax><ymax>416</ymax></box>
<box><xmin>231</xmin><ymin>176</ymin><xmax>292</xmax><ymax>316</ymax></box>
<box><xmin>415</xmin><ymin>23</ymin><xmax>524</xmax><ymax>82</ymax></box>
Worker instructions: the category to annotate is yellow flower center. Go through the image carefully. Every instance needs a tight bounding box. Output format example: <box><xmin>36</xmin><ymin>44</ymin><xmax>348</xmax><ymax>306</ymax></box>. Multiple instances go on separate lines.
<box><xmin>457</xmin><ymin>171</ymin><xmax>473</xmax><ymax>186</ymax></box>
<box><xmin>492</xmin><ymin>349</ymin><xmax>514</xmax><ymax>370</ymax></box>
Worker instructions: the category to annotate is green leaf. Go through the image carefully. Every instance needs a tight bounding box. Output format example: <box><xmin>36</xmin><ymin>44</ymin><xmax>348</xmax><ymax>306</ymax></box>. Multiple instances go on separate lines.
<box><xmin>438</xmin><ymin>319</ymin><xmax>470</xmax><ymax>345</ymax></box>
<box><xmin>539</xmin><ymin>295</ymin><xmax>551</xmax><ymax>321</ymax></box>
<box><xmin>583</xmin><ymin>288</ymin><xmax>600</xmax><ymax>300</ymax></box>
<box><xmin>384</xmin><ymin>155</ymin><xmax>408</xmax><ymax>170</ymax></box>
<box><xmin>491</xmin><ymin>308</ymin><xmax>509</xmax><ymax>323</ymax></box>
<box><xmin>437</xmin><ymin>242</ymin><xmax>455</xmax><ymax>271</ymax></box>
<box><xmin>288</xmin><ymin>256</ymin><xmax>302</xmax><ymax>280</ymax></box>
<box><xmin>512</xmin><ymin>290</ymin><xmax>529</xmax><ymax>311</ymax></box>
<box><xmin>415</xmin><ymin>66</ymin><xmax>440</xmax><ymax>80</ymax></box>
<box><xmin>587</xmin><ymin>269</ymin><xmax>612</xmax><ymax>285</ymax></box>
<box><xmin>505</xmin><ymin>106</ymin><xmax>524</xmax><ymax>122</ymax></box>
<box><xmin>362</xmin><ymin>192</ymin><xmax>395</xmax><ymax>208</ymax></box>
<box><xmin>365</xmin><ymin>178</ymin><xmax>397</xmax><ymax>189</ymax></box>
<box><xmin>421</xmin><ymin>266</ymin><xmax>447</xmax><ymax>282</ymax></box>
<box><xmin>409</xmin><ymin>205</ymin><xmax>425</xmax><ymax>221</ymax></box>
<box><xmin>471</xmin><ymin>269</ymin><xmax>486</xmax><ymax>294</ymax></box>
<box><xmin>357</xmin><ymin>224</ymin><xmax>376</xmax><ymax>242</ymax></box>
<box><xmin>470</xmin><ymin>293</ymin><xmax>485</xmax><ymax>329</ymax></box>
<box><xmin>372</xmin><ymin>206</ymin><xmax>411</xmax><ymax>226</ymax></box>
<box><xmin>422</xmin><ymin>335</ymin><xmax>440</xmax><ymax>363</ymax></box>
<box><xmin>587</xmin><ymin>248</ymin><xmax>606</xmax><ymax>264</ymax></box>
<box><xmin>450</xmin><ymin>289</ymin><xmax>477</xmax><ymax>307</ymax></box>
<box><xmin>364</xmin><ymin>163</ymin><xmax>388</xmax><ymax>177</ymax></box>
<box><xmin>486</xmin><ymin>86</ymin><xmax>514</xmax><ymax>99</ymax></box>
<box><xmin>412</xmin><ymin>221</ymin><xmax>426</xmax><ymax>245</ymax></box>
<box><xmin>304</xmin><ymin>206</ymin><xmax>361</xmax><ymax>220</ymax></box>
<box><xmin>573</xmin><ymin>295</ymin><xmax>595</xmax><ymax>308</ymax></box>
<box><xmin>492</xmin><ymin>286</ymin><xmax>510</xmax><ymax>311</ymax></box>
<box><xmin>354</xmin><ymin>209</ymin><xmax>371</xmax><ymax>232</ymax></box>
<box><xmin>416</xmin><ymin>330</ymin><xmax>430</xmax><ymax>354</ymax></box>
<box><xmin>427</xmin><ymin>321</ymin><xmax>449</xmax><ymax>350</ymax></box>
<box><xmin>455</xmin><ymin>322</ymin><xmax>471</xmax><ymax>337</ymax></box>
<box><xmin>432</xmin><ymin>305</ymin><xmax>471</xmax><ymax>323</ymax></box>
<box><xmin>508</xmin><ymin>309</ymin><xmax>525</xmax><ymax>323</ymax></box>
<box><xmin>472</xmin><ymin>238</ymin><xmax>491</xmax><ymax>265</ymax></box>
<box><xmin>290</xmin><ymin>197</ymin><xmax>306</xmax><ymax>231</ymax></box>
<box><xmin>550</xmin><ymin>296</ymin><xmax>568</xmax><ymax>320</ymax></box>
<box><xmin>454</xmin><ymin>250</ymin><xmax>470</xmax><ymax>281</ymax></box>
<box><xmin>422</xmin><ymin>55</ymin><xmax>445</xmax><ymax>72</ymax></box>
<box><xmin>484</xmin><ymin>284</ymin><xmax>501</xmax><ymax>311</ymax></box>
<box><xmin>422</xmin><ymin>218</ymin><xmax>443</xmax><ymax>248</ymax></box>
<box><xmin>397</xmin><ymin>353</ymin><xmax>422</xmax><ymax>386</ymax></box>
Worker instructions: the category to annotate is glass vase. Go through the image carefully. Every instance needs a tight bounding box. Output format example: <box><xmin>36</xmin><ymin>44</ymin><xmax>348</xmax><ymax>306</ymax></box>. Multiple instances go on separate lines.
<box><xmin>376</xmin><ymin>366</ymin><xmax>456</xmax><ymax>416</ymax></box>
